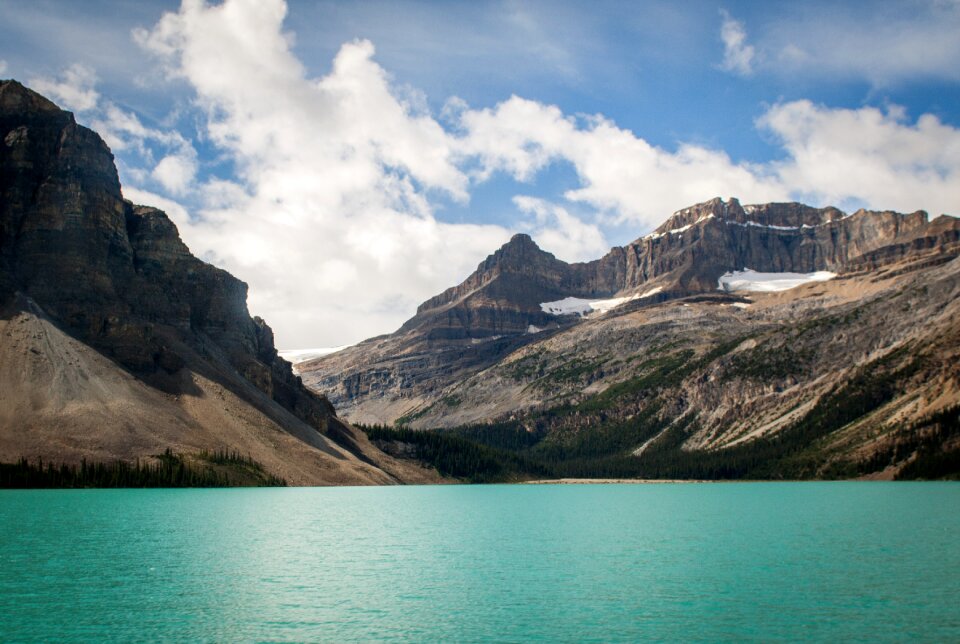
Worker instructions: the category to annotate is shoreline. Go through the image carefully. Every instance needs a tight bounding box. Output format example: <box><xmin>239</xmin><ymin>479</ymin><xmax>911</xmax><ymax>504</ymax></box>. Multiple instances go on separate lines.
<box><xmin>522</xmin><ymin>478</ymin><xmax>709</xmax><ymax>485</ymax></box>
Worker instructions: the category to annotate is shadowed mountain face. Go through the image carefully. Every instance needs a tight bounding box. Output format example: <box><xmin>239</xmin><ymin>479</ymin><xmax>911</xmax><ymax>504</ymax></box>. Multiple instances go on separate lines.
<box><xmin>301</xmin><ymin>190</ymin><xmax>960</xmax><ymax>431</ymax></box>
<box><xmin>0</xmin><ymin>80</ymin><xmax>442</xmax><ymax>485</ymax></box>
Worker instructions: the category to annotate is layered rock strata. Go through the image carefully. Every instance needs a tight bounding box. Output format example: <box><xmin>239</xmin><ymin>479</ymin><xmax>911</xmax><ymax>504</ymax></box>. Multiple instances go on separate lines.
<box><xmin>302</xmin><ymin>196</ymin><xmax>959</xmax><ymax>425</ymax></box>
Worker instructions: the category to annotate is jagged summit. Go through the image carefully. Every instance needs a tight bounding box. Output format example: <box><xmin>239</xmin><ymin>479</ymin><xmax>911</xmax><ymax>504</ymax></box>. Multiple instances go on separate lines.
<box><xmin>473</xmin><ymin>231</ymin><xmax>562</xmax><ymax>276</ymax></box>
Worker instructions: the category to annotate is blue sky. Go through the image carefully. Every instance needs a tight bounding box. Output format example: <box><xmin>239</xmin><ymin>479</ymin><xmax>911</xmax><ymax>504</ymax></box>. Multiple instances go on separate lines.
<box><xmin>2</xmin><ymin>0</ymin><xmax>959</xmax><ymax>347</ymax></box>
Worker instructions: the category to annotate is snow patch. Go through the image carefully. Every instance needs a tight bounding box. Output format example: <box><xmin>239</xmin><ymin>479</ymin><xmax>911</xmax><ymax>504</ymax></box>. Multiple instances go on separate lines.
<box><xmin>718</xmin><ymin>269</ymin><xmax>836</xmax><ymax>293</ymax></box>
<box><xmin>727</xmin><ymin>220</ymin><xmax>801</xmax><ymax>232</ymax></box>
<box><xmin>527</xmin><ymin>324</ymin><xmax>542</xmax><ymax>334</ymax></box>
<box><xmin>540</xmin><ymin>294</ymin><xmax>637</xmax><ymax>317</ymax></box>
<box><xmin>541</xmin><ymin>285</ymin><xmax>665</xmax><ymax>318</ymax></box>
<box><xmin>278</xmin><ymin>346</ymin><xmax>350</xmax><ymax>364</ymax></box>
<box><xmin>723</xmin><ymin>212</ymin><xmax>852</xmax><ymax>232</ymax></box>
<box><xmin>540</xmin><ymin>297</ymin><xmax>593</xmax><ymax>316</ymax></box>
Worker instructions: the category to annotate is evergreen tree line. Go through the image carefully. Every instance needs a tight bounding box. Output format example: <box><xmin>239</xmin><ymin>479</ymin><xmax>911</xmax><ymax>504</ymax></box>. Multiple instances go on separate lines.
<box><xmin>0</xmin><ymin>449</ymin><xmax>286</xmax><ymax>488</ymax></box>
<box><xmin>358</xmin><ymin>424</ymin><xmax>550</xmax><ymax>483</ymax></box>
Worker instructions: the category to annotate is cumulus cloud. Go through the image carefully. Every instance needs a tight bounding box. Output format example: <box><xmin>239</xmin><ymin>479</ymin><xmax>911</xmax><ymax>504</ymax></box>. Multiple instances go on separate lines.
<box><xmin>106</xmin><ymin>0</ymin><xmax>959</xmax><ymax>349</ymax></box>
<box><xmin>27</xmin><ymin>63</ymin><xmax>200</xmax><ymax>198</ymax></box>
<box><xmin>459</xmin><ymin>96</ymin><xmax>786</xmax><ymax>228</ymax></box>
<box><xmin>718</xmin><ymin>10</ymin><xmax>755</xmax><ymax>76</ymax></box>
<box><xmin>152</xmin><ymin>150</ymin><xmax>197</xmax><ymax>196</ymax></box>
<box><xmin>133</xmin><ymin>0</ymin><xmax>509</xmax><ymax>346</ymax></box>
<box><xmin>28</xmin><ymin>64</ymin><xmax>100</xmax><ymax>112</ymax></box>
<box><xmin>759</xmin><ymin>101</ymin><xmax>960</xmax><ymax>217</ymax></box>
<box><xmin>460</xmin><ymin>94</ymin><xmax>959</xmax><ymax>225</ymax></box>
<box><xmin>85</xmin><ymin>98</ymin><xmax>200</xmax><ymax>199</ymax></box>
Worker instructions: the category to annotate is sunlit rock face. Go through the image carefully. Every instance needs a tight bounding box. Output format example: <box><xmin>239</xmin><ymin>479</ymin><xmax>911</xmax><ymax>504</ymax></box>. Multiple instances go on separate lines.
<box><xmin>301</xmin><ymin>193</ymin><xmax>959</xmax><ymax>427</ymax></box>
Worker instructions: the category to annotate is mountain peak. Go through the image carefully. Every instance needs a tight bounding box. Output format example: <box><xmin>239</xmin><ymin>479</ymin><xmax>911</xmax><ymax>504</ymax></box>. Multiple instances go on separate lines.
<box><xmin>483</xmin><ymin>231</ymin><xmax>562</xmax><ymax>276</ymax></box>
<box><xmin>507</xmin><ymin>232</ymin><xmax>536</xmax><ymax>245</ymax></box>
<box><xmin>0</xmin><ymin>79</ymin><xmax>63</xmax><ymax>117</ymax></box>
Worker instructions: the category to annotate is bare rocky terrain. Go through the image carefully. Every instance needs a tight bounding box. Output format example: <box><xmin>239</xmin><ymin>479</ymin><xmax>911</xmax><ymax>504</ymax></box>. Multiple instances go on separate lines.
<box><xmin>0</xmin><ymin>80</ymin><xmax>443</xmax><ymax>486</ymax></box>
<box><xmin>302</xmin><ymin>197</ymin><xmax>960</xmax><ymax>479</ymax></box>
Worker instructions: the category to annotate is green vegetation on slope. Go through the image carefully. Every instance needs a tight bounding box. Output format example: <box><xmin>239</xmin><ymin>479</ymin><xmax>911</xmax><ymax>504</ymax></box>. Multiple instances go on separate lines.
<box><xmin>381</xmin><ymin>339</ymin><xmax>957</xmax><ymax>481</ymax></box>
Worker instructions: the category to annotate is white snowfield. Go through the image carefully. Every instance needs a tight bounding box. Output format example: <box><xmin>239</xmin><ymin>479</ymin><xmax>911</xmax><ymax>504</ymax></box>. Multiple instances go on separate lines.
<box><xmin>717</xmin><ymin>268</ymin><xmax>837</xmax><ymax>292</ymax></box>
<box><xmin>541</xmin><ymin>287</ymin><xmax>663</xmax><ymax>317</ymax></box>
<box><xmin>278</xmin><ymin>346</ymin><xmax>350</xmax><ymax>364</ymax></box>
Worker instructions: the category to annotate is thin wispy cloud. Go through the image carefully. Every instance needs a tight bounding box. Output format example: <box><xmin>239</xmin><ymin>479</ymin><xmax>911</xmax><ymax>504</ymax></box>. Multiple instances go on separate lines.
<box><xmin>735</xmin><ymin>1</ymin><xmax>960</xmax><ymax>85</ymax></box>
<box><xmin>718</xmin><ymin>9</ymin><xmax>754</xmax><ymax>76</ymax></box>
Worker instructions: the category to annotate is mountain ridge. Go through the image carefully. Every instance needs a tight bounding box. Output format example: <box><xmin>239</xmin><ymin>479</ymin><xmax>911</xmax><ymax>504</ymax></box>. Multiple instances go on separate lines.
<box><xmin>301</xmin><ymin>205</ymin><xmax>960</xmax><ymax>478</ymax></box>
<box><xmin>300</xmin><ymin>194</ymin><xmax>959</xmax><ymax>432</ymax></box>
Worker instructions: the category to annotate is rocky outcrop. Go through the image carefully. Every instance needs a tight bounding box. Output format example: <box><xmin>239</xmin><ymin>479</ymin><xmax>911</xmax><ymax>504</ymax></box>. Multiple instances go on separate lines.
<box><xmin>405</xmin><ymin>233</ymin><xmax>616</xmax><ymax>339</ymax></box>
<box><xmin>0</xmin><ymin>80</ymin><xmax>320</xmax><ymax>422</ymax></box>
<box><xmin>301</xmin><ymin>195</ymin><xmax>959</xmax><ymax>426</ymax></box>
<box><xmin>614</xmin><ymin>197</ymin><xmax>948</xmax><ymax>291</ymax></box>
<box><xmin>0</xmin><ymin>80</ymin><xmax>440</xmax><ymax>484</ymax></box>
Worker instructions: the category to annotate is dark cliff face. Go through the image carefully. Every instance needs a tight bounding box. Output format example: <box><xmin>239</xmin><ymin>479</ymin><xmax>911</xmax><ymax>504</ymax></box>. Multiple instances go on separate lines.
<box><xmin>0</xmin><ymin>80</ymin><xmax>335</xmax><ymax>432</ymax></box>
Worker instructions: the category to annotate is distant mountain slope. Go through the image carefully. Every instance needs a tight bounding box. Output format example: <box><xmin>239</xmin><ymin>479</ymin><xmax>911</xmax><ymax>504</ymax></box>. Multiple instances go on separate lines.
<box><xmin>301</xmin><ymin>195</ymin><xmax>960</xmax><ymax>434</ymax></box>
<box><xmin>0</xmin><ymin>80</ymin><xmax>441</xmax><ymax>485</ymax></box>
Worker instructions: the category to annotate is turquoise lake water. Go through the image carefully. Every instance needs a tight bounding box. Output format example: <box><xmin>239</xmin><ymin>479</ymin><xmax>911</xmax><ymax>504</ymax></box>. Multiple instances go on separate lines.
<box><xmin>1</xmin><ymin>483</ymin><xmax>958</xmax><ymax>642</ymax></box>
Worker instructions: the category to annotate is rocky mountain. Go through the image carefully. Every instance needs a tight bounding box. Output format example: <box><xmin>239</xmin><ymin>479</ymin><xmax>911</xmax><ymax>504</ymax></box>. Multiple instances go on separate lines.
<box><xmin>301</xmin><ymin>190</ymin><xmax>960</xmax><ymax>478</ymax></box>
<box><xmin>0</xmin><ymin>80</ymin><xmax>441</xmax><ymax>485</ymax></box>
<box><xmin>301</xmin><ymin>195</ymin><xmax>959</xmax><ymax>426</ymax></box>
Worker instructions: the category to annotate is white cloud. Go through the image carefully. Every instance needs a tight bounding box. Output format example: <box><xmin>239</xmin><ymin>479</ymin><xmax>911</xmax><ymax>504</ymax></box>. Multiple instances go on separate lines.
<box><xmin>460</xmin><ymin>94</ymin><xmax>960</xmax><ymax>226</ymax></box>
<box><xmin>88</xmin><ymin>100</ymin><xmax>199</xmax><ymax>198</ymax></box>
<box><xmin>27</xmin><ymin>64</ymin><xmax>200</xmax><ymax>200</ymax></box>
<box><xmin>132</xmin><ymin>0</ymin><xmax>509</xmax><ymax>346</ymax></box>
<box><xmin>718</xmin><ymin>10</ymin><xmax>755</xmax><ymax>76</ymax></box>
<box><xmin>0</xmin><ymin>60</ymin><xmax>8</xmax><ymax>75</ymax></box>
<box><xmin>513</xmin><ymin>196</ymin><xmax>609</xmax><ymax>263</ymax></box>
<box><xmin>152</xmin><ymin>151</ymin><xmax>197</xmax><ymax>196</ymax></box>
<box><xmin>28</xmin><ymin>64</ymin><xmax>99</xmax><ymax>112</ymax></box>
<box><xmin>459</xmin><ymin>96</ymin><xmax>786</xmax><ymax>228</ymax></box>
<box><xmin>759</xmin><ymin>100</ymin><xmax>960</xmax><ymax>217</ymax></box>
<box><xmin>748</xmin><ymin>2</ymin><xmax>960</xmax><ymax>85</ymax></box>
